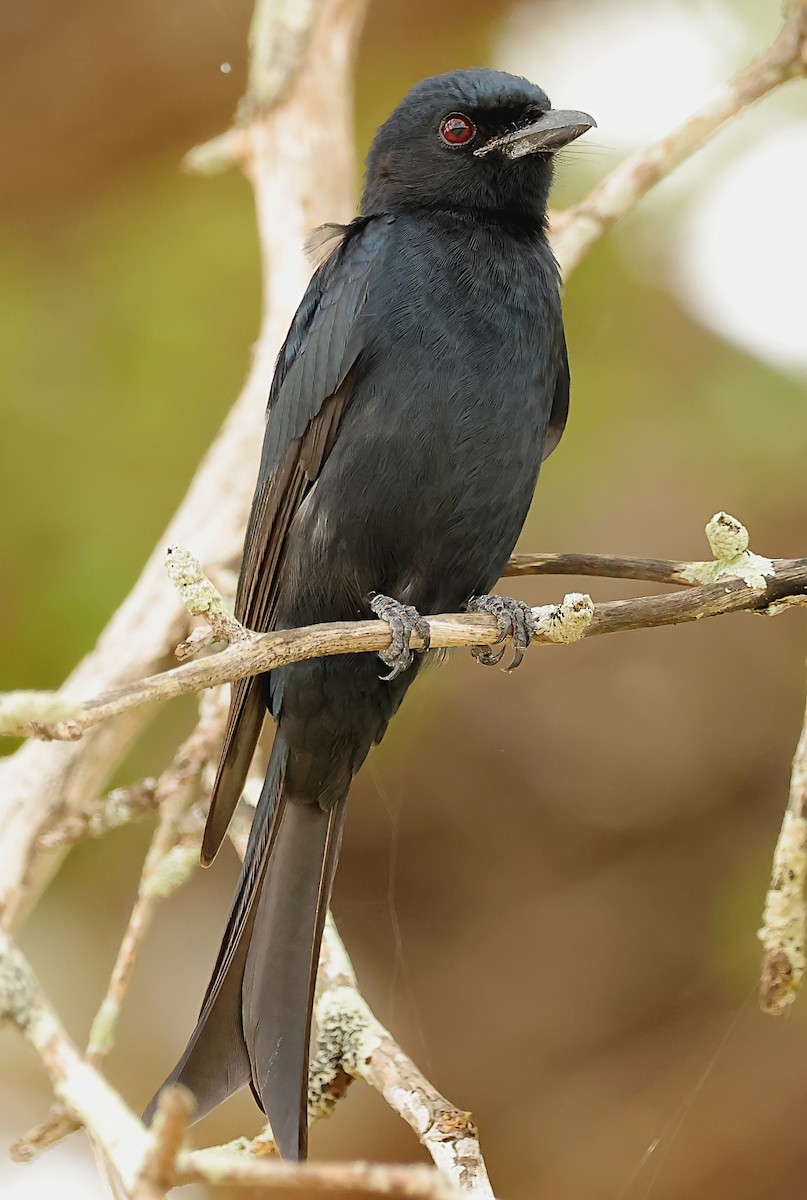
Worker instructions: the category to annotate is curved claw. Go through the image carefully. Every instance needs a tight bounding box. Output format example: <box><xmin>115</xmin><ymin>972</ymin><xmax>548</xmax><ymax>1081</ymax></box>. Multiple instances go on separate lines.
<box><xmin>466</xmin><ymin>594</ymin><xmax>536</xmax><ymax>671</ymax></box>
<box><xmin>470</xmin><ymin>643</ymin><xmax>507</xmax><ymax>667</ymax></box>
<box><xmin>370</xmin><ymin>594</ymin><xmax>430</xmax><ymax>680</ymax></box>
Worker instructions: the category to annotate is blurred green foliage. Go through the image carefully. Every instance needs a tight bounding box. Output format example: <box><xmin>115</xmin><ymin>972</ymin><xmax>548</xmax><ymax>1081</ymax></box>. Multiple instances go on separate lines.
<box><xmin>1</xmin><ymin>171</ymin><xmax>259</xmax><ymax>688</ymax></box>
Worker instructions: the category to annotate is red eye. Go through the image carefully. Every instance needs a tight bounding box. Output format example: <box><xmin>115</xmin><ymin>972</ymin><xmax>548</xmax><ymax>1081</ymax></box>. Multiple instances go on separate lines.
<box><xmin>439</xmin><ymin>113</ymin><xmax>476</xmax><ymax>147</ymax></box>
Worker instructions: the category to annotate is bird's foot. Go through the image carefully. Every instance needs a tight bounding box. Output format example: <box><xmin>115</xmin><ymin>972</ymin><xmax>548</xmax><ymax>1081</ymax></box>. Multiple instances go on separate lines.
<box><xmin>466</xmin><ymin>594</ymin><xmax>536</xmax><ymax>672</ymax></box>
<box><xmin>370</xmin><ymin>594</ymin><xmax>431</xmax><ymax>681</ymax></box>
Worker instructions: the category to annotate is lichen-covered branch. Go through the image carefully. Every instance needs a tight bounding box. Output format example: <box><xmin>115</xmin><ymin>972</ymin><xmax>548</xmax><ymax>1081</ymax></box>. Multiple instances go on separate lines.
<box><xmin>316</xmin><ymin>918</ymin><xmax>495</xmax><ymax>1200</ymax></box>
<box><xmin>759</xmin><ymin>675</ymin><xmax>807</xmax><ymax>1015</ymax></box>
<box><xmin>4</xmin><ymin>516</ymin><xmax>804</xmax><ymax>744</ymax></box>
<box><xmin>36</xmin><ymin>779</ymin><xmax>164</xmax><ymax>851</ymax></box>
<box><xmin>164</xmin><ymin>546</ymin><xmax>246</xmax><ymax>658</ymax></box>
<box><xmin>503</xmin><ymin>512</ymin><xmax>777</xmax><ymax>587</ymax></box>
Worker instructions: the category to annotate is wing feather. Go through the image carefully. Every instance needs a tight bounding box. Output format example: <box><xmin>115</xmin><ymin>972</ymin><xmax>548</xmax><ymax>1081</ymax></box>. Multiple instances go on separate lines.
<box><xmin>542</xmin><ymin>332</ymin><xmax>570</xmax><ymax>461</ymax></box>
<box><xmin>201</xmin><ymin>216</ymin><xmax>393</xmax><ymax>865</ymax></box>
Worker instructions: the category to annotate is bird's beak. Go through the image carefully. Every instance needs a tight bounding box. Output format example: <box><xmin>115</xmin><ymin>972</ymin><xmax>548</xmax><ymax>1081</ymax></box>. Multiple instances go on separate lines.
<box><xmin>474</xmin><ymin>109</ymin><xmax>596</xmax><ymax>159</ymax></box>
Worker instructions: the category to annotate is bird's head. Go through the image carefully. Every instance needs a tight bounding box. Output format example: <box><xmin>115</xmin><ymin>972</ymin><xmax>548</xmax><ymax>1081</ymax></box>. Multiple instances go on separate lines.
<box><xmin>361</xmin><ymin>68</ymin><xmax>595</xmax><ymax>227</ymax></box>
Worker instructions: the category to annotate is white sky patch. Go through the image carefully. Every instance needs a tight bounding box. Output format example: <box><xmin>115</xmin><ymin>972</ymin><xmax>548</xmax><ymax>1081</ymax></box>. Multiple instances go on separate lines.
<box><xmin>495</xmin><ymin>1</ymin><xmax>806</xmax><ymax>374</ymax></box>
<box><xmin>0</xmin><ymin>1132</ymin><xmax>207</xmax><ymax>1200</ymax></box>
<box><xmin>0</xmin><ymin>1137</ymin><xmax>108</xmax><ymax>1200</ymax></box>
<box><xmin>493</xmin><ymin>0</ymin><xmax>747</xmax><ymax>152</ymax></box>
<box><xmin>675</xmin><ymin>125</ymin><xmax>807</xmax><ymax>375</ymax></box>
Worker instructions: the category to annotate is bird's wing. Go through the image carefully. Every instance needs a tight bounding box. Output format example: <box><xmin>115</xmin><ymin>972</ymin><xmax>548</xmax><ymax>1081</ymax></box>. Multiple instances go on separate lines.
<box><xmin>542</xmin><ymin>331</ymin><xmax>570</xmax><ymax>461</ymax></box>
<box><xmin>202</xmin><ymin>215</ymin><xmax>394</xmax><ymax>864</ymax></box>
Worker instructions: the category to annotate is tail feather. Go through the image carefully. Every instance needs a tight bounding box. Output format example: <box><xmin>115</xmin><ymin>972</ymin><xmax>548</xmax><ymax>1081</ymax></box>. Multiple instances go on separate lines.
<box><xmin>243</xmin><ymin>797</ymin><xmax>346</xmax><ymax>1160</ymax></box>
<box><xmin>144</xmin><ymin>732</ymin><xmax>288</xmax><ymax>1124</ymax></box>
<box><xmin>146</xmin><ymin>730</ymin><xmax>347</xmax><ymax>1162</ymax></box>
<box><xmin>145</xmin><ymin>899</ymin><xmax>256</xmax><ymax>1120</ymax></box>
<box><xmin>201</xmin><ymin>679</ymin><xmax>266</xmax><ymax>866</ymax></box>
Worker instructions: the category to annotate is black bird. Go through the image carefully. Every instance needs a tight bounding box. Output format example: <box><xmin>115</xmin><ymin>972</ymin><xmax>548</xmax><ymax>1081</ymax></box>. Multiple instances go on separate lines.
<box><xmin>148</xmin><ymin>68</ymin><xmax>594</xmax><ymax>1160</ymax></box>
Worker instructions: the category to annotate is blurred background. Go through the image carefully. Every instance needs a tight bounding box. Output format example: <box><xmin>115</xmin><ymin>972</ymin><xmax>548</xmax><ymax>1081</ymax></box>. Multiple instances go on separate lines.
<box><xmin>2</xmin><ymin>1</ymin><xmax>807</xmax><ymax>1197</ymax></box>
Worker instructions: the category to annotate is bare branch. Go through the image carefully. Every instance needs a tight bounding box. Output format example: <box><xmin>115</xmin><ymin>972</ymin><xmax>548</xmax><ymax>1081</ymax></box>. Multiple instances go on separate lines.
<box><xmin>502</xmin><ymin>552</ymin><xmax>696</xmax><ymax>586</ymax></box>
<box><xmin>550</xmin><ymin>3</ymin><xmax>807</xmax><ymax>273</ymax></box>
<box><xmin>135</xmin><ymin>1086</ymin><xmax>194</xmax><ymax>1200</ymax></box>
<box><xmin>176</xmin><ymin>1152</ymin><xmax>460</xmax><ymax>1198</ymax></box>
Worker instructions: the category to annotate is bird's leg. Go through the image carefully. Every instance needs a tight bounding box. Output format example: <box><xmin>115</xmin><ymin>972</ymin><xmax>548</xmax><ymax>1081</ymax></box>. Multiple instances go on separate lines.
<box><xmin>369</xmin><ymin>594</ymin><xmax>431</xmax><ymax>681</ymax></box>
<box><xmin>466</xmin><ymin>594</ymin><xmax>536</xmax><ymax>671</ymax></box>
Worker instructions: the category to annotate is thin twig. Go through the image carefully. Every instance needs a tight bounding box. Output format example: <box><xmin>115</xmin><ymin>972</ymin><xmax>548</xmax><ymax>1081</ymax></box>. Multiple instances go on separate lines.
<box><xmin>503</xmin><ymin>513</ymin><xmax>775</xmax><ymax>587</ymax></box>
<box><xmin>176</xmin><ymin>1152</ymin><xmax>460</xmax><ymax>1197</ymax></box>
<box><xmin>10</xmin><ymin>1107</ymin><xmax>80</xmax><ymax>1163</ymax></box>
<box><xmin>84</xmin><ymin>690</ymin><xmax>228</xmax><ymax>1068</ymax></box>
<box><xmin>502</xmin><ymin>552</ymin><xmax>696</xmax><ymax>585</ymax></box>
<box><xmin>164</xmin><ymin>546</ymin><xmax>246</xmax><ymax>655</ymax></box>
<box><xmin>36</xmin><ymin>779</ymin><xmax>163</xmax><ymax>851</ymax></box>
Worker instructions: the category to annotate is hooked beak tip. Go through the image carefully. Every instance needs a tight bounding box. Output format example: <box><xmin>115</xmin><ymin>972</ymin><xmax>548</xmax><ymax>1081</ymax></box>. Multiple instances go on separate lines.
<box><xmin>475</xmin><ymin>109</ymin><xmax>596</xmax><ymax>159</ymax></box>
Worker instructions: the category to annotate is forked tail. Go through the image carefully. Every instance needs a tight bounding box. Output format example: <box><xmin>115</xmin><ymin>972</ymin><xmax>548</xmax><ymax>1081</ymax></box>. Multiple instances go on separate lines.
<box><xmin>145</xmin><ymin>732</ymin><xmax>346</xmax><ymax>1161</ymax></box>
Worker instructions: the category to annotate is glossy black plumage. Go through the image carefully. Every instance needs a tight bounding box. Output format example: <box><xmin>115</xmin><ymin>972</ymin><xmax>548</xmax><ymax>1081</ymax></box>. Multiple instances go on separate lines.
<box><xmin>148</xmin><ymin>67</ymin><xmax>592</xmax><ymax>1160</ymax></box>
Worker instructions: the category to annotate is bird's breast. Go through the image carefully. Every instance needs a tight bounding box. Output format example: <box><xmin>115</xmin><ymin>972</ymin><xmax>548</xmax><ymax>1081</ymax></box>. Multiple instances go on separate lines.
<box><xmin>281</xmin><ymin>216</ymin><xmax>564</xmax><ymax>619</ymax></box>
